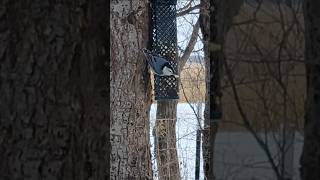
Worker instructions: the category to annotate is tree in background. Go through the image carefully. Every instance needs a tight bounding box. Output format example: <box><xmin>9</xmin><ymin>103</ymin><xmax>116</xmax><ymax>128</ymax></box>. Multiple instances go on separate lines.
<box><xmin>222</xmin><ymin>1</ymin><xmax>305</xmax><ymax>179</ymax></box>
<box><xmin>0</xmin><ymin>0</ymin><xmax>109</xmax><ymax>179</ymax></box>
<box><xmin>110</xmin><ymin>0</ymin><xmax>153</xmax><ymax>179</ymax></box>
<box><xmin>301</xmin><ymin>0</ymin><xmax>320</xmax><ymax>179</ymax></box>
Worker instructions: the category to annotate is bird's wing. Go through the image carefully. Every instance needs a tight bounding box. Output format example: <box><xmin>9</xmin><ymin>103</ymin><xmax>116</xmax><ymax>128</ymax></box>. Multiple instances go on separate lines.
<box><xmin>142</xmin><ymin>49</ymin><xmax>156</xmax><ymax>68</ymax></box>
<box><xmin>142</xmin><ymin>48</ymin><xmax>168</xmax><ymax>75</ymax></box>
<box><xmin>153</xmin><ymin>56</ymin><xmax>169</xmax><ymax>74</ymax></box>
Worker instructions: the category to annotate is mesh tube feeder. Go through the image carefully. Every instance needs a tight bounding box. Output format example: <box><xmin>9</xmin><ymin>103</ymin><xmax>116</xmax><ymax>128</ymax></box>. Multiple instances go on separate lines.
<box><xmin>150</xmin><ymin>0</ymin><xmax>179</xmax><ymax>100</ymax></box>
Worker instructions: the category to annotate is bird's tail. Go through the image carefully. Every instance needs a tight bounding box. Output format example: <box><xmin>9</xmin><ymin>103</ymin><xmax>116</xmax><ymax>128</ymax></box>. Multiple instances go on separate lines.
<box><xmin>142</xmin><ymin>48</ymin><xmax>151</xmax><ymax>55</ymax></box>
<box><xmin>142</xmin><ymin>48</ymin><xmax>153</xmax><ymax>59</ymax></box>
<box><xmin>142</xmin><ymin>48</ymin><xmax>155</xmax><ymax>69</ymax></box>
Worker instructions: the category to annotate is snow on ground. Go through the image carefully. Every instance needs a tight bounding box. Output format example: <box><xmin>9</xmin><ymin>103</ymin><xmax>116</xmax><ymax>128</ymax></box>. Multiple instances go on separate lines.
<box><xmin>150</xmin><ymin>103</ymin><xmax>204</xmax><ymax>180</ymax></box>
<box><xmin>150</xmin><ymin>103</ymin><xmax>304</xmax><ymax>180</ymax></box>
<box><xmin>214</xmin><ymin>131</ymin><xmax>303</xmax><ymax>180</ymax></box>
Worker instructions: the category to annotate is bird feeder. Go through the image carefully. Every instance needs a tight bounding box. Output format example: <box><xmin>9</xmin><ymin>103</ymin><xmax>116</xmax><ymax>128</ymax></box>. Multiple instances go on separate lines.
<box><xmin>150</xmin><ymin>0</ymin><xmax>179</xmax><ymax>100</ymax></box>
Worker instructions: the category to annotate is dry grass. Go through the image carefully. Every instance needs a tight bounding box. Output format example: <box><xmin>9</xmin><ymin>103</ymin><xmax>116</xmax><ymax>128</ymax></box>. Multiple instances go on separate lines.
<box><xmin>179</xmin><ymin>63</ymin><xmax>206</xmax><ymax>103</ymax></box>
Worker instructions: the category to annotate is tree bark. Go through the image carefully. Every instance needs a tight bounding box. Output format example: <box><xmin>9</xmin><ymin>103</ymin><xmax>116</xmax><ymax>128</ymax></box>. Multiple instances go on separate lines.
<box><xmin>110</xmin><ymin>0</ymin><xmax>153</xmax><ymax>179</ymax></box>
<box><xmin>301</xmin><ymin>0</ymin><xmax>320</xmax><ymax>179</ymax></box>
<box><xmin>0</xmin><ymin>1</ymin><xmax>109</xmax><ymax>179</ymax></box>
<box><xmin>195</xmin><ymin>103</ymin><xmax>203</xmax><ymax>180</ymax></box>
<box><xmin>201</xmin><ymin>0</ymin><xmax>244</xmax><ymax>179</ymax></box>
<box><xmin>199</xmin><ymin>2</ymin><xmax>212</xmax><ymax>179</ymax></box>
<box><xmin>155</xmin><ymin>100</ymin><xmax>180</xmax><ymax>180</ymax></box>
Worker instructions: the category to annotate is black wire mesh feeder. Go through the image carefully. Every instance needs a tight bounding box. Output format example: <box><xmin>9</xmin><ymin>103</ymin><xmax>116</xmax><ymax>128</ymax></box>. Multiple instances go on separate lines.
<box><xmin>147</xmin><ymin>0</ymin><xmax>179</xmax><ymax>100</ymax></box>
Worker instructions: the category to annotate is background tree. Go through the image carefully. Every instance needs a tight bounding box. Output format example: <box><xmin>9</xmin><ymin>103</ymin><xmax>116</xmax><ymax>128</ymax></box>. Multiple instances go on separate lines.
<box><xmin>301</xmin><ymin>0</ymin><xmax>320</xmax><ymax>179</ymax></box>
<box><xmin>220</xmin><ymin>1</ymin><xmax>305</xmax><ymax>179</ymax></box>
<box><xmin>110</xmin><ymin>0</ymin><xmax>153</xmax><ymax>179</ymax></box>
<box><xmin>0</xmin><ymin>0</ymin><xmax>109</xmax><ymax>179</ymax></box>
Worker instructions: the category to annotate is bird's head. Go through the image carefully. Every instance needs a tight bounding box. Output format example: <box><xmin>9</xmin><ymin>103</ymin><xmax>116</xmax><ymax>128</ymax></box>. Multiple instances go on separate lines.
<box><xmin>162</xmin><ymin>64</ymin><xmax>179</xmax><ymax>78</ymax></box>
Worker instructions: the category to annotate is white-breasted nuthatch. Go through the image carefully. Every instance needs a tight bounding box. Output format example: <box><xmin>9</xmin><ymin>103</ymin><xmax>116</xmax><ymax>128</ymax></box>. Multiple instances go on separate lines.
<box><xmin>142</xmin><ymin>48</ymin><xmax>179</xmax><ymax>78</ymax></box>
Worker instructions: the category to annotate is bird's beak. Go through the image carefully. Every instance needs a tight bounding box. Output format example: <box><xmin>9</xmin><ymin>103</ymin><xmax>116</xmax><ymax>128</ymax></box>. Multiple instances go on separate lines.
<box><xmin>173</xmin><ymin>74</ymin><xmax>179</xmax><ymax>78</ymax></box>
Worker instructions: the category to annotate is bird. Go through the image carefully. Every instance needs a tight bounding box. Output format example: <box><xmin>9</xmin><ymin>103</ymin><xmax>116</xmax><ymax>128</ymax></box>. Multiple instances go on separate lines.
<box><xmin>142</xmin><ymin>48</ymin><xmax>179</xmax><ymax>78</ymax></box>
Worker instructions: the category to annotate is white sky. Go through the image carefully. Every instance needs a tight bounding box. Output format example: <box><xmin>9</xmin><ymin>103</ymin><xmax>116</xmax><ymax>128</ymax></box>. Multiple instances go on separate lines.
<box><xmin>176</xmin><ymin>0</ymin><xmax>204</xmax><ymax>57</ymax></box>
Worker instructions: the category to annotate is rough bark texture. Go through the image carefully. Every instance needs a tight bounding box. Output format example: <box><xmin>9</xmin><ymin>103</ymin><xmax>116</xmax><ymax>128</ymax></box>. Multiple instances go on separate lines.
<box><xmin>110</xmin><ymin>0</ymin><xmax>153</xmax><ymax>179</ymax></box>
<box><xmin>200</xmin><ymin>0</ymin><xmax>244</xmax><ymax>179</ymax></box>
<box><xmin>200</xmin><ymin>1</ymin><xmax>218</xmax><ymax>179</ymax></box>
<box><xmin>300</xmin><ymin>0</ymin><xmax>320</xmax><ymax>179</ymax></box>
<box><xmin>0</xmin><ymin>0</ymin><xmax>109</xmax><ymax>179</ymax></box>
<box><xmin>199</xmin><ymin>2</ymin><xmax>217</xmax><ymax>178</ymax></box>
<box><xmin>155</xmin><ymin>100</ymin><xmax>180</xmax><ymax>180</ymax></box>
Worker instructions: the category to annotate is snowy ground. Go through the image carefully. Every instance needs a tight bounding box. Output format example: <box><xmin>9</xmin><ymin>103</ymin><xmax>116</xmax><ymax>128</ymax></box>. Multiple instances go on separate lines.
<box><xmin>150</xmin><ymin>103</ymin><xmax>205</xmax><ymax>180</ymax></box>
<box><xmin>214</xmin><ymin>131</ymin><xmax>303</xmax><ymax>180</ymax></box>
<box><xmin>150</xmin><ymin>103</ymin><xmax>304</xmax><ymax>180</ymax></box>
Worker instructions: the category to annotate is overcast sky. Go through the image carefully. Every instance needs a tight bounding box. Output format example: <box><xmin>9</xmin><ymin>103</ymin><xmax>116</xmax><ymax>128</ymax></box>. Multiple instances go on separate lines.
<box><xmin>176</xmin><ymin>0</ymin><xmax>204</xmax><ymax>57</ymax></box>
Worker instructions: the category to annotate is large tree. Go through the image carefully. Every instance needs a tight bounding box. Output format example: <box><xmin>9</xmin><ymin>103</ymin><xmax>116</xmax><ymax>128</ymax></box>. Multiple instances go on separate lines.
<box><xmin>110</xmin><ymin>0</ymin><xmax>153</xmax><ymax>179</ymax></box>
<box><xmin>301</xmin><ymin>0</ymin><xmax>320</xmax><ymax>179</ymax></box>
<box><xmin>200</xmin><ymin>0</ymin><xmax>244</xmax><ymax>179</ymax></box>
<box><xmin>0</xmin><ymin>0</ymin><xmax>109</xmax><ymax>179</ymax></box>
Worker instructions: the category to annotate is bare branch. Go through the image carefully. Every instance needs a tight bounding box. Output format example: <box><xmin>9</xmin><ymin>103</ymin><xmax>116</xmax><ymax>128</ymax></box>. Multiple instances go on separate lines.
<box><xmin>232</xmin><ymin>18</ymin><xmax>257</xmax><ymax>26</ymax></box>
<box><xmin>223</xmin><ymin>57</ymin><xmax>282</xmax><ymax>179</ymax></box>
<box><xmin>176</xmin><ymin>0</ymin><xmax>193</xmax><ymax>13</ymax></box>
<box><xmin>180</xmin><ymin>81</ymin><xmax>204</xmax><ymax>130</ymax></box>
<box><xmin>177</xmin><ymin>4</ymin><xmax>201</xmax><ymax>17</ymax></box>
<box><xmin>179</xmin><ymin>18</ymin><xmax>200</xmax><ymax>70</ymax></box>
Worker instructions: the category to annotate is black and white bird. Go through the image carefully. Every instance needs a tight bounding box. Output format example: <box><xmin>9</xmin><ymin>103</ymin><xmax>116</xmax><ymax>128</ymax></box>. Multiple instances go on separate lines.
<box><xmin>142</xmin><ymin>48</ymin><xmax>179</xmax><ymax>77</ymax></box>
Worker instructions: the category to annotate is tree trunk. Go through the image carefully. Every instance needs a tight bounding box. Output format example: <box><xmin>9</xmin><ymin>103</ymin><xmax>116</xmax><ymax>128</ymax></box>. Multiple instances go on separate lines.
<box><xmin>201</xmin><ymin>0</ymin><xmax>244</xmax><ymax>179</ymax></box>
<box><xmin>0</xmin><ymin>1</ymin><xmax>109</xmax><ymax>179</ymax></box>
<box><xmin>199</xmin><ymin>2</ymin><xmax>214</xmax><ymax>179</ymax></box>
<box><xmin>110</xmin><ymin>0</ymin><xmax>153</xmax><ymax>179</ymax></box>
<box><xmin>281</xmin><ymin>125</ymin><xmax>295</xmax><ymax>180</ymax></box>
<box><xmin>155</xmin><ymin>100</ymin><xmax>180</xmax><ymax>180</ymax></box>
<box><xmin>300</xmin><ymin>0</ymin><xmax>320</xmax><ymax>179</ymax></box>
<box><xmin>195</xmin><ymin>103</ymin><xmax>203</xmax><ymax>180</ymax></box>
